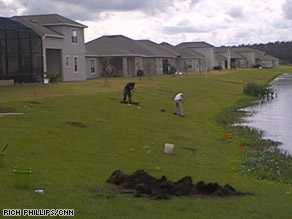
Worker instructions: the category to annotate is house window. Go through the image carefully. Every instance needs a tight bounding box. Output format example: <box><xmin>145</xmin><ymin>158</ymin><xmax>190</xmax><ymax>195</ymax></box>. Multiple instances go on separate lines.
<box><xmin>187</xmin><ymin>60</ymin><xmax>192</xmax><ymax>68</ymax></box>
<box><xmin>156</xmin><ymin>59</ymin><xmax>162</xmax><ymax>70</ymax></box>
<box><xmin>74</xmin><ymin>56</ymin><xmax>78</xmax><ymax>72</ymax></box>
<box><xmin>239</xmin><ymin>59</ymin><xmax>245</xmax><ymax>67</ymax></box>
<box><xmin>71</xmin><ymin>30</ymin><xmax>78</xmax><ymax>44</ymax></box>
<box><xmin>90</xmin><ymin>59</ymin><xmax>96</xmax><ymax>73</ymax></box>
<box><xmin>65</xmin><ymin>56</ymin><xmax>69</xmax><ymax>67</ymax></box>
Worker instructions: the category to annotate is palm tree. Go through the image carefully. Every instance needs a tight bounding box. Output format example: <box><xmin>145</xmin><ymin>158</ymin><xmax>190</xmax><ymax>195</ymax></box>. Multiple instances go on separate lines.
<box><xmin>102</xmin><ymin>57</ymin><xmax>115</xmax><ymax>87</ymax></box>
<box><xmin>183</xmin><ymin>61</ymin><xmax>188</xmax><ymax>77</ymax></box>
<box><xmin>144</xmin><ymin>60</ymin><xmax>153</xmax><ymax>81</ymax></box>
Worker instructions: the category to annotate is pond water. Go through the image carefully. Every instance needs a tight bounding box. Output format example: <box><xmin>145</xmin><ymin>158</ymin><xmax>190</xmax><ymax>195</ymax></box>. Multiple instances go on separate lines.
<box><xmin>238</xmin><ymin>73</ymin><xmax>292</xmax><ymax>154</ymax></box>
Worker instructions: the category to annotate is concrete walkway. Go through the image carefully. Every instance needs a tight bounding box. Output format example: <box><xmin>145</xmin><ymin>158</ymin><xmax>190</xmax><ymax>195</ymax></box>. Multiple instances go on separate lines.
<box><xmin>0</xmin><ymin>113</ymin><xmax>23</xmax><ymax>118</ymax></box>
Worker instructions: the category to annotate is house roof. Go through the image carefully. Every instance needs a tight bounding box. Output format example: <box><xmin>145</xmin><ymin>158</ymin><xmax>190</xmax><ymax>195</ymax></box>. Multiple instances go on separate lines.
<box><xmin>214</xmin><ymin>47</ymin><xmax>229</xmax><ymax>53</ymax></box>
<box><xmin>160</xmin><ymin>42</ymin><xmax>204</xmax><ymax>58</ymax></box>
<box><xmin>12</xmin><ymin>14</ymin><xmax>87</xmax><ymax>28</ymax></box>
<box><xmin>257</xmin><ymin>54</ymin><xmax>273</xmax><ymax>61</ymax></box>
<box><xmin>254</xmin><ymin>49</ymin><xmax>265</xmax><ymax>56</ymax></box>
<box><xmin>215</xmin><ymin>53</ymin><xmax>226</xmax><ymax>61</ymax></box>
<box><xmin>254</xmin><ymin>49</ymin><xmax>267</xmax><ymax>59</ymax></box>
<box><xmin>85</xmin><ymin>35</ymin><xmax>175</xmax><ymax>58</ymax></box>
<box><xmin>214</xmin><ymin>47</ymin><xmax>230</xmax><ymax>59</ymax></box>
<box><xmin>85</xmin><ymin>35</ymin><xmax>147</xmax><ymax>56</ymax></box>
<box><xmin>254</xmin><ymin>49</ymin><xmax>279</xmax><ymax>61</ymax></box>
<box><xmin>135</xmin><ymin>40</ymin><xmax>175</xmax><ymax>57</ymax></box>
<box><xmin>230</xmin><ymin>50</ymin><xmax>244</xmax><ymax>59</ymax></box>
<box><xmin>266</xmin><ymin>54</ymin><xmax>279</xmax><ymax>61</ymax></box>
<box><xmin>176</xmin><ymin>41</ymin><xmax>215</xmax><ymax>48</ymax></box>
<box><xmin>11</xmin><ymin>14</ymin><xmax>87</xmax><ymax>38</ymax></box>
<box><xmin>230</xmin><ymin>47</ymin><xmax>255</xmax><ymax>53</ymax></box>
<box><xmin>229</xmin><ymin>47</ymin><xmax>255</xmax><ymax>59</ymax></box>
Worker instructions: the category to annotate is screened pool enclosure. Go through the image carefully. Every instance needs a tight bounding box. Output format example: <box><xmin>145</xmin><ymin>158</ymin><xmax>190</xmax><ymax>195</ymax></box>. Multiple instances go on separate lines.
<box><xmin>0</xmin><ymin>17</ymin><xmax>43</xmax><ymax>83</ymax></box>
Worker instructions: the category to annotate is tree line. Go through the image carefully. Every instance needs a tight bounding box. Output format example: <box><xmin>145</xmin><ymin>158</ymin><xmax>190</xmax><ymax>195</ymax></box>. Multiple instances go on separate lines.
<box><xmin>238</xmin><ymin>41</ymin><xmax>292</xmax><ymax>64</ymax></box>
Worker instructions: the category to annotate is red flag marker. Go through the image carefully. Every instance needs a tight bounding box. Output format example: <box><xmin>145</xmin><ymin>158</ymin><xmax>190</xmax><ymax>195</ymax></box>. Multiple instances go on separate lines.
<box><xmin>239</xmin><ymin>144</ymin><xmax>243</xmax><ymax>149</ymax></box>
<box><xmin>50</xmin><ymin>101</ymin><xmax>54</xmax><ymax>105</ymax></box>
<box><xmin>33</xmin><ymin>92</ymin><xmax>37</xmax><ymax>96</ymax></box>
<box><xmin>224</xmin><ymin>134</ymin><xmax>228</xmax><ymax>138</ymax></box>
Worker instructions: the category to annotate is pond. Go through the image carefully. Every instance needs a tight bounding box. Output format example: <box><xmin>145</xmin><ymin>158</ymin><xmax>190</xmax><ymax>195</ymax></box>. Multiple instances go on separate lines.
<box><xmin>238</xmin><ymin>73</ymin><xmax>292</xmax><ymax>154</ymax></box>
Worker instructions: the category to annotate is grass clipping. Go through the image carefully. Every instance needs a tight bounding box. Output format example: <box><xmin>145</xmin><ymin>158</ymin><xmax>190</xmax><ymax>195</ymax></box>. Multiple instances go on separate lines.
<box><xmin>106</xmin><ymin>170</ymin><xmax>254</xmax><ymax>200</ymax></box>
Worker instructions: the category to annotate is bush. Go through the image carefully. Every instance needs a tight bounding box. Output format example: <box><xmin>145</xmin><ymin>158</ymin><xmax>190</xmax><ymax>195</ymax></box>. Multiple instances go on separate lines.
<box><xmin>137</xmin><ymin>69</ymin><xmax>144</xmax><ymax>77</ymax></box>
<box><xmin>169</xmin><ymin>66</ymin><xmax>177</xmax><ymax>74</ymax></box>
<box><xmin>214</xmin><ymin>65</ymin><xmax>222</xmax><ymax>70</ymax></box>
<box><xmin>243</xmin><ymin>82</ymin><xmax>274</xmax><ymax>98</ymax></box>
<box><xmin>254</xmin><ymin>64</ymin><xmax>262</xmax><ymax>68</ymax></box>
<box><xmin>46</xmin><ymin>73</ymin><xmax>61</xmax><ymax>83</ymax></box>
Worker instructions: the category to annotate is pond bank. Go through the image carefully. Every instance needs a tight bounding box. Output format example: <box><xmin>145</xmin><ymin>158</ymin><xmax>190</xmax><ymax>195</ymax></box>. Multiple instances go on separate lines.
<box><xmin>240</xmin><ymin>73</ymin><xmax>292</xmax><ymax>154</ymax></box>
<box><xmin>218</xmin><ymin>73</ymin><xmax>292</xmax><ymax>184</ymax></box>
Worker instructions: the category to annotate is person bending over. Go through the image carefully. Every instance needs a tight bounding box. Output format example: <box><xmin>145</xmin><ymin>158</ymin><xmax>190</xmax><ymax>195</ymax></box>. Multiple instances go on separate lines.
<box><xmin>174</xmin><ymin>93</ymin><xmax>185</xmax><ymax>117</ymax></box>
<box><xmin>123</xmin><ymin>82</ymin><xmax>135</xmax><ymax>104</ymax></box>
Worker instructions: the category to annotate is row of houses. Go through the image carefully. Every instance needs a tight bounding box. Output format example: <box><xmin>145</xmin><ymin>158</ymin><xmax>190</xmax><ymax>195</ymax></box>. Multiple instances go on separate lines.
<box><xmin>0</xmin><ymin>14</ymin><xmax>279</xmax><ymax>83</ymax></box>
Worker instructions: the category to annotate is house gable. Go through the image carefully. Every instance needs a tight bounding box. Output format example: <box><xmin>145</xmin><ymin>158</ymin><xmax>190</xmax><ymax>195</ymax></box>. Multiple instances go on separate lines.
<box><xmin>10</xmin><ymin>14</ymin><xmax>87</xmax><ymax>82</ymax></box>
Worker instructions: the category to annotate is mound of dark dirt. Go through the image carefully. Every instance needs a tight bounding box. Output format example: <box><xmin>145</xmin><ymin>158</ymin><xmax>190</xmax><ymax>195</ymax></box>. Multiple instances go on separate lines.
<box><xmin>67</xmin><ymin>121</ymin><xmax>87</xmax><ymax>128</ymax></box>
<box><xmin>183</xmin><ymin>147</ymin><xmax>196</xmax><ymax>152</ymax></box>
<box><xmin>106</xmin><ymin>170</ymin><xmax>254</xmax><ymax>200</ymax></box>
<box><xmin>120</xmin><ymin>101</ymin><xmax>139</xmax><ymax>105</ymax></box>
<box><xmin>26</xmin><ymin>101</ymin><xmax>40</xmax><ymax>104</ymax></box>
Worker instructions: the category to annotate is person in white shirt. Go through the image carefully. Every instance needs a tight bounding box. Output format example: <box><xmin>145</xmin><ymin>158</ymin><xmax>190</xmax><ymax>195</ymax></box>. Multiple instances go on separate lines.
<box><xmin>174</xmin><ymin>93</ymin><xmax>185</xmax><ymax>117</ymax></box>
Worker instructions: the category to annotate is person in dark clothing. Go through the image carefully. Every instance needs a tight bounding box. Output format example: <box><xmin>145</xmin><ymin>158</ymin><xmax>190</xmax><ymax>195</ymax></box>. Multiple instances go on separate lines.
<box><xmin>123</xmin><ymin>82</ymin><xmax>135</xmax><ymax>103</ymax></box>
<box><xmin>136</xmin><ymin>69</ymin><xmax>144</xmax><ymax>77</ymax></box>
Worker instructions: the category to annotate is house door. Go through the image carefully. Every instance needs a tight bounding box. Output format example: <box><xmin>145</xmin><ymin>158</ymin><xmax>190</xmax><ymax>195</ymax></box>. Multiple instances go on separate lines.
<box><xmin>46</xmin><ymin>49</ymin><xmax>61</xmax><ymax>74</ymax></box>
<box><xmin>231</xmin><ymin>59</ymin><xmax>235</xmax><ymax>69</ymax></box>
<box><xmin>127</xmin><ymin>58</ymin><xmax>135</xmax><ymax>77</ymax></box>
<box><xmin>162</xmin><ymin>59</ymin><xmax>169</xmax><ymax>74</ymax></box>
<box><xmin>225</xmin><ymin>61</ymin><xmax>228</xmax><ymax>69</ymax></box>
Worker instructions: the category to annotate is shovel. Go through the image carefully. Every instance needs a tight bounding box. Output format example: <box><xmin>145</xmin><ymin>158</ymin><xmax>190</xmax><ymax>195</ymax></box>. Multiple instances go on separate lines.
<box><xmin>2</xmin><ymin>144</ymin><xmax>8</xmax><ymax>153</ymax></box>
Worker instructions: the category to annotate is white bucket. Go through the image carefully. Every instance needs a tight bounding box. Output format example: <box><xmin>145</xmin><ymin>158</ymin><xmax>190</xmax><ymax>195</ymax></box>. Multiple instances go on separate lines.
<box><xmin>43</xmin><ymin>78</ymin><xmax>49</xmax><ymax>84</ymax></box>
<box><xmin>164</xmin><ymin>143</ymin><xmax>174</xmax><ymax>154</ymax></box>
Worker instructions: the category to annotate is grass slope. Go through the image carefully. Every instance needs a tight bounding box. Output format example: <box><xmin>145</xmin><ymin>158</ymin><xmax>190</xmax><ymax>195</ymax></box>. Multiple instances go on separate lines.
<box><xmin>1</xmin><ymin>67</ymin><xmax>292</xmax><ymax>218</ymax></box>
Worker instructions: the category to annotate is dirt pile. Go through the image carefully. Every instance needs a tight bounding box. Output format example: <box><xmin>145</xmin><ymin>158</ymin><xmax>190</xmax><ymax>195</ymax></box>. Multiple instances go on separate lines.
<box><xmin>67</xmin><ymin>121</ymin><xmax>87</xmax><ymax>128</ymax></box>
<box><xmin>106</xmin><ymin>170</ymin><xmax>254</xmax><ymax>200</ymax></box>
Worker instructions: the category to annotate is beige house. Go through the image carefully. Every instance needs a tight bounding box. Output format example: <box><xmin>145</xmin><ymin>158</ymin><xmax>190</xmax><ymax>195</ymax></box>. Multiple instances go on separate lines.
<box><xmin>0</xmin><ymin>14</ymin><xmax>87</xmax><ymax>82</ymax></box>
<box><xmin>85</xmin><ymin>35</ymin><xmax>175</xmax><ymax>78</ymax></box>
<box><xmin>230</xmin><ymin>50</ymin><xmax>245</xmax><ymax>68</ymax></box>
<box><xmin>270</xmin><ymin>55</ymin><xmax>279</xmax><ymax>67</ymax></box>
<box><xmin>255</xmin><ymin>50</ymin><xmax>273</xmax><ymax>68</ymax></box>
<box><xmin>176</xmin><ymin>42</ymin><xmax>215</xmax><ymax>71</ymax></box>
<box><xmin>85</xmin><ymin>35</ymin><xmax>144</xmax><ymax>78</ymax></box>
<box><xmin>135</xmin><ymin>40</ymin><xmax>175</xmax><ymax>75</ymax></box>
<box><xmin>159</xmin><ymin>42</ymin><xmax>204</xmax><ymax>73</ymax></box>
<box><xmin>230</xmin><ymin>47</ymin><xmax>256</xmax><ymax>68</ymax></box>
<box><xmin>255</xmin><ymin>49</ymin><xmax>279</xmax><ymax>68</ymax></box>
<box><xmin>214</xmin><ymin>47</ymin><xmax>231</xmax><ymax>69</ymax></box>
<box><xmin>11</xmin><ymin>14</ymin><xmax>87</xmax><ymax>82</ymax></box>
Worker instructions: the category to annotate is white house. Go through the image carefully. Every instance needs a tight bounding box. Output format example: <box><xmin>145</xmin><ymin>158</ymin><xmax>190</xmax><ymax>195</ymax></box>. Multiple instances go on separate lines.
<box><xmin>176</xmin><ymin>42</ymin><xmax>215</xmax><ymax>71</ymax></box>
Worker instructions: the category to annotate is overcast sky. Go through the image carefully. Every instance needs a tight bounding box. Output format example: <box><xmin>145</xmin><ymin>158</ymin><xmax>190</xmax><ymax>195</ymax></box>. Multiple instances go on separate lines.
<box><xmin>1</xmin><ymin>0</ymin><xmax>292</xmax><ymax>46</ymax></box>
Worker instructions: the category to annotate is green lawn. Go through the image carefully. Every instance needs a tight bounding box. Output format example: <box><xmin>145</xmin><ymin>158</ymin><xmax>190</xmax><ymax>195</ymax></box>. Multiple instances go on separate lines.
<box><xmin>1</xmin><ymin>67</ymin><xmax>292</xmax><ymax>218</ymax></box>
